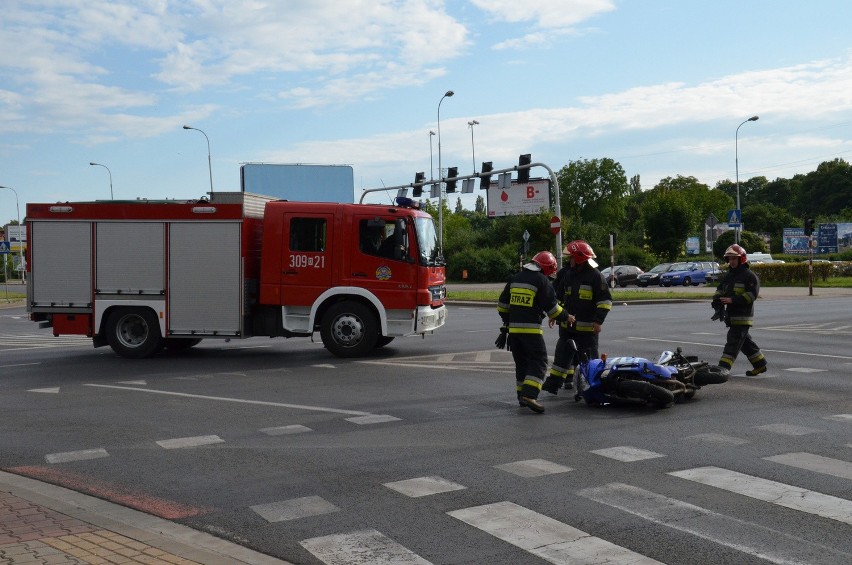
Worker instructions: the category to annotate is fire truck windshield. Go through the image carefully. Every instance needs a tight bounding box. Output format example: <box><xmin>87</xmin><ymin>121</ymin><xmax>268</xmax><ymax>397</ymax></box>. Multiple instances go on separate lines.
<box><xmin>414</xmin><ymin>216</ymin><xmax>442</xmax><ymax>266</ymax></box>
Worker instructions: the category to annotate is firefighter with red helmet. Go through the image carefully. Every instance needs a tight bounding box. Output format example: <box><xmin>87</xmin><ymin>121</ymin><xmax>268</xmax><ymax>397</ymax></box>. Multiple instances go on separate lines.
<box><xmin>497</xmin><ymin>251</ymin><xmax>574</xmax><ymax>413</ymax></box>
<box><xmin>542</xmin><ymin>240</ymin><xmax>612</xmax><ymax>394</ymax></box>
<box><xmin>713</xmin><ymin>244</ymin><xmax>768</xmax><ymax>376</ymax></box>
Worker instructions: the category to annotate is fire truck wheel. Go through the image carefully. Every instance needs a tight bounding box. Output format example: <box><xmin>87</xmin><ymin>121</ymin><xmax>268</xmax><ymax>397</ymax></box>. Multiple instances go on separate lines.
<box><xmin>163</xmin><ymin>338</ymin><xmax>203</xmax><ymax>351</ymax></box>
<box><xmin>375</xmin><ymin>336</ymin><xmax>395</xmax><ymax>348</ymax></box>
<box><xmin>105</xmin><ymin>307</ymin><xmax>163</xmax><ymax>359</ymax></box>
<box><xmin>320</xmin><ymin>301</ymin><xmax>378</xmax><ymax>357</ymax></box>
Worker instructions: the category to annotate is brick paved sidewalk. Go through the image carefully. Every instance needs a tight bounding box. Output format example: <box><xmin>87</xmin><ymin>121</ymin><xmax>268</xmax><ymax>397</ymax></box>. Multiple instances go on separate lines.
<box><xmin>0</xmin><ymin>472</ymin><xmax>290</xmax><ymax>565</ymax></box>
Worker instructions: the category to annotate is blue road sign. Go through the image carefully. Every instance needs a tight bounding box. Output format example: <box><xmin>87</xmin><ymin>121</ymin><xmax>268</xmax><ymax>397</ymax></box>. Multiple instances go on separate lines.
<box><xmin>0</xmin><ymin>241</ymin><xmax>11</xmax><ymax>254</ymax></box>
<box><xmin>727</xmin><ymin>209</ymin><xmax>741</xmax><ymax>227</ymax></box>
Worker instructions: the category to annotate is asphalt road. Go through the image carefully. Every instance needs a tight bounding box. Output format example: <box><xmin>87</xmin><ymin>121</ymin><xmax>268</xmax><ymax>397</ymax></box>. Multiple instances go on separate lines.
<box><xmin>1</xmin><ymin>295</ymin><xmax>851</xmax><ymax>564</ymax></box>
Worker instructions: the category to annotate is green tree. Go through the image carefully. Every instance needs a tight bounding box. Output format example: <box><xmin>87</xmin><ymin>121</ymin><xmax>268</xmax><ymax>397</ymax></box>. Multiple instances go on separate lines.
<box><xmin>557</xmin><ymin>158</ymin><xmax>629</xmax><ymax>228</ymax></box>
<box><xmin>474</xmin><ymin>195</ymin><xmax>486</xmax><ymax>213</ymax></box>
<box><xmin>798</xmin><ymin>158</ymin><xmax>852</xmax><ymax>216</ymax></box>
<box><xmin>641</xmin><ymin>189</ymin><xmax>697</xmax><ymax>260</ymax></box>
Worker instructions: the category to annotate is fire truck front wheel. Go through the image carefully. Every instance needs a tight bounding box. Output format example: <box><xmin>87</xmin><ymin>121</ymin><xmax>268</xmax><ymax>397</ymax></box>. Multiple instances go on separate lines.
<box><xmin>105</xmin><ymin>307</ymin><xmax>163</xmax><ymax>359</ymax></box>
<box><xmin>320</xmin><ymin>301</ymin><xmax>378</xmax><ymax>357</ymax></box>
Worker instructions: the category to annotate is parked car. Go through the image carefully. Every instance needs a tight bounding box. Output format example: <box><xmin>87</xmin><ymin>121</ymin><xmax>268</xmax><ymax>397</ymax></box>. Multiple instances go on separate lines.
<box><xmin>660</xmin><ymin>261</ymin><xmax>720</xmax><ymax>286</ymax></box>
<box><xmin>636</xmin><ymin>263</ymin><xmax>676</xmax><ymax>287</ymax></box>
<box><xmin>600</xmin><ymin>265</ymin><xmax>644</xmax><ymax>287</ymax></box>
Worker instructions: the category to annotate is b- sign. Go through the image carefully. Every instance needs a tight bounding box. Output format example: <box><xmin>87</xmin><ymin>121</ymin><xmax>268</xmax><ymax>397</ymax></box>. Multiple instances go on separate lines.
<box><xmin>0</xmin><ymin>241</ymin><xmax>11</xmax><ymax>254</ymax></box>
<box><xmin>727</xmin><ymin>209</ymin><xmax>741</xmax><ymax>227</ymax></box>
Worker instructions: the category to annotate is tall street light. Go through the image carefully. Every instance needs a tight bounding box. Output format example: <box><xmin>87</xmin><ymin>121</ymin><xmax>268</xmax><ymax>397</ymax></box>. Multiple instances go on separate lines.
<box><xmin>0</xmin><ymin>185</ymin><xmax>25</xmax><ymax>283</ymax></box>
<box><xmin>437</xmin><ymin>90</ymin><xmax>454</xmax><ymax>253</ymax></box>
<box><xmin>183</xmin><ymin>124</ymin><xmax>214</xmax><ymax>196</ymax></box>
<box><xmin>467</xmin><ymin>120</ymin><xmax>479</xmax><ymax>174</ymax></box>
<box><xmin>735</xmin><ymin>115</ymin><xmax>759</xmax><ymax>243</ymax></box>
<box><xmin>429</xmin><ymin>131</ymin><xmax>436</xmax><ymax>181</ymax></box>
<box><xmin>89</xmin><ymin>162</ymin><xmax>114</xmax><ymax>200</ymax></box>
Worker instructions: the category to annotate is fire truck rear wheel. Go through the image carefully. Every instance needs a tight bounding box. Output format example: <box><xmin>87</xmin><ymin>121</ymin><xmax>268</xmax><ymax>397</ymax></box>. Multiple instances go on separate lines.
<box><xmin>320</xmin><ymin>301</ymin><xmax>378</xmax><ymax>357</ymax></box>
<box><xmin>105</xmin><ymin>307</ymin><xmax>163</xmax><ymax>359</ymax></box>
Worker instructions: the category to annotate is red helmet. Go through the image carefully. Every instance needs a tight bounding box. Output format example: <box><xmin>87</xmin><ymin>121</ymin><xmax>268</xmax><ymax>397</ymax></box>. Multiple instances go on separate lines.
<box><xmin>531</xmin><ymin>251</ymin><xmax>558</xmax><ymax>277</ymax></box>
<box><xmin>724</xmin><ymin>244</ymin><xmax>748</xmax><ymax>264</ymax></box>
<box><xmin>565</xmin><ymin>240</ymin><xmax>598</xmax><ymax>268</ymax></box>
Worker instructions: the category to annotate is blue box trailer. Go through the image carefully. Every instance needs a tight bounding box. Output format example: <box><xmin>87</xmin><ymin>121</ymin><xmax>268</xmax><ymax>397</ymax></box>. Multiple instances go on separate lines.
<box><xmin>240</xmin><ymin>163</ymin><xmax>355</xmax><ymax>203</ymax></box>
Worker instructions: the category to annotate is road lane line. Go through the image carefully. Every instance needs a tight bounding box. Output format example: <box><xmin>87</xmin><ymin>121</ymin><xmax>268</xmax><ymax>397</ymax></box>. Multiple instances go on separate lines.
<box><xmin>579</xmin><ymin>482</ymin><xmax>852</xmax><ymax>565</ymax></box>
<box><xmin>669</xmin><ymin>466</ymin><xmax>852</xmax><ymax>525</ymax></box>
<box><xmin>251</xmin><ymin>495</ymin><xmax>339</xmax><ymax>523</ymax></box>
<box><xmin>156</xmin><ymin>435</ymin><xmax>224</xmax><ymax>449</ymax></box>
<box><xmin>383</xmin><ymin>476</ymin><xmax>466</xmax><ymax>498</ymax></box>
<box><xmin>448</xmin><ymin>501</ymin><xmax>663</xmax><ymax>564</ymax></box>
<box><xmin>591</xmin><ymin>446</ymin><xmax>666</xmax><ymax>462</ymax></box>
<box><xmin>84</xmin><ymin>384</ymin><xmax>373</xmax><ymax>416</ymax></box>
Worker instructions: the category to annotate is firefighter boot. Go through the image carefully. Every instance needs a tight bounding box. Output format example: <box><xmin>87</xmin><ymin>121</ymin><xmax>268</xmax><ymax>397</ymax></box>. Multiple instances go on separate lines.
<box><xmin>746</xmin><ymin>366</ymin><xmax>767</xmax><ymax>376</ymax></box>
<box><xmin>541</xmin><ymin>376</ymin><xmax>562</xmax><ymax>395</ymax></box>
<box><xmin>520</xmin><ymin>396</ymin><xmax>545</xmax><ymax>414</ymax></box>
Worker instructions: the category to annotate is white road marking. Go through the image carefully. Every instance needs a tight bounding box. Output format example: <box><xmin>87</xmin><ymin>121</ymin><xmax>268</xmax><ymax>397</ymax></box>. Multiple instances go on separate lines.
<box><xmin>116</xmin><ymin>380</ymin><xmax>147</xmax><ymax>385</ymax></box>
<box><xmin>301</xmin><ymin>529</ymin><xmax>432</xmax><ymax>565</ymax></box>
<box><xmin>764</xmin><ymin>452</ymin><xmax>852</xmax><ymax>480</ymax></box>
<box><xmin>684</xmin><ymin>433</ymin><xmax>749</xmax><ymax>445</ymax></box>
<box><xmin>495</xmin><ymin>459</ymin><xmax>573</xmax><ymax>477</ymax></box>
<box><xmin>84</xmin><ymin>384</ymin><xmax>373</xmax><ymax>416</ymax></box>
<box><xmin>346</xmin><ymin>414</ymin><xmax>401</xmax><ymax>425</ymax></box>
<box><xmin>45</xmin><ymin>448</ymin><xmax>109</xmax><ymax>464</ymax></box>
<box><xmin>259</xmin><ymin>424</ymin><xmax>312</xmax><ymax>436</ymax></box>
<box><xmin>669</xmin><ymin>466</ymin><xmax>852</xmax><ymax>525</ymax></box>
<box><xmin>579</xmin><ymin>482</ymin><xmax>852</xmax><ymax>565</ymax></box>
<box><xmin>627</xmin><ymin>336</ymin><xmax>852</xmax><ymax>360</ymax></box>
<box><xmin>825</xmin><ymin>414</ymin><xmax>852</xmax><ymax>422</ymax></box>
<box><xmin>1</xmin><ymin>362</ymin><xmax>40</xmax><ymax>368</ymax></box>
<box><xmin>156</xmin><ymin>435</ymin><xmax>224</xmax><ymax>449</ymax></box>
<box><xmin>591</xmin><ymin>446</ymin><xmax>666</xmax><ymax>462</ymax></box>
<box><xmin>28</xmin><ymin>387</ymin><xmax>60</xmax><ymax>393</ymax></box>
<box><xmin>383</xmin><ymin>476</ymin><xmax>466</xmax><ymax>498</ymax></box>
<box><xmin>251</xmin><ymin>495</ymin><xmax>339</xmax><ymax>523</ymax></box>
<box><xmin>448</xmin><ymin>501</ymin><xmax>663</xmax><ymax>564</ymax></box>
<box><xmin>756</xmin><ymin>423</ymin><xmax>822</xmax><ymax>436</ymax></box>
<box><xmin>312</xmin><ymin>364</ymin><xmax>336</xmax><ymax>368</ymax></box>
<box><xmin>785</xmin><ymin>367</ymin><xmax>828</xmax><ymax>373</ymax></box>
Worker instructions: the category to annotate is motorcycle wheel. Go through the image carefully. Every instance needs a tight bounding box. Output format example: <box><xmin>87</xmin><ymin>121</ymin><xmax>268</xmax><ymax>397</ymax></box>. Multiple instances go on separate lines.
<box><xmin>695</xmin><ymin>365</ymin><xmax>729</xmax><ymax>385</ymax></box>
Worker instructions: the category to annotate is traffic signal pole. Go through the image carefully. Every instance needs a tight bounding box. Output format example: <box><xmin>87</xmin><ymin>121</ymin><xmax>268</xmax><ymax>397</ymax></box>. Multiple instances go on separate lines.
<box><xmin>358</xmin><ymin>161</ymin><xmax>564</xmax><ymax>267</ymax></box>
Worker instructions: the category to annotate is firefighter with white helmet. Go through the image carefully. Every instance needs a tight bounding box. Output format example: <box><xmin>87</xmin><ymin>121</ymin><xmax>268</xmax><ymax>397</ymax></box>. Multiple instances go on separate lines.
<box><xmin>543</xmin><ymin>240</ymin><xmax>612</xmax><ymax>395</ymax></box>
<box><xmin>713</xmin><ymin>243</ymin><xmax>768</xmax><ymax>376</ymax></box>
<box><xmin>497</xmin><ymin>251</ymin><xmax>574</xmax><ymax>413</ymax></box>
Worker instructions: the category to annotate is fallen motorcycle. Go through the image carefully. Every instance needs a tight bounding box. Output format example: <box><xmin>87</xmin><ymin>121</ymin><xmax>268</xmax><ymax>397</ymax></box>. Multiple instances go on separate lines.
<box><xmin>571</xmin><ymin>341</ymin><xmax>728</xmax><ymax>409</ymax></box>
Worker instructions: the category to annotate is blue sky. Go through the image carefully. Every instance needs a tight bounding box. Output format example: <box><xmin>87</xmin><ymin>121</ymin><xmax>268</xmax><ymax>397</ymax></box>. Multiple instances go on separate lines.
<box><xmin>2</xmin><ymin>0</ymin><xmax>852</xmax><ymax>220</ymax></box>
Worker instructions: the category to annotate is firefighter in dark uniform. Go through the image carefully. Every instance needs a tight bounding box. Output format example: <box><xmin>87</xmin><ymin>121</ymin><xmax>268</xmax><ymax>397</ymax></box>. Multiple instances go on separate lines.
<box><xmin>714</xmin><ymin>244</ymin><xmax>768</xmax><ymax>376</ymax></box>
<box><xmin>497</xmin><ymin>251</ymin><xmax>573</xmax><ymax>413</ymax></box>
<box><xmin>543</xmin><ymin>240</ymin><xmax>612</xmax><ymax>394</ymax></box>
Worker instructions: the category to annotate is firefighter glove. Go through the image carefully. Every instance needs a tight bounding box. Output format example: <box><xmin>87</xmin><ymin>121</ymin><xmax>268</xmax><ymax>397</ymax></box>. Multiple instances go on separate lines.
<box><xmin>495</xmin><ymin>326</ymin><xmax>509</xmax><ymax>350</ymax></box>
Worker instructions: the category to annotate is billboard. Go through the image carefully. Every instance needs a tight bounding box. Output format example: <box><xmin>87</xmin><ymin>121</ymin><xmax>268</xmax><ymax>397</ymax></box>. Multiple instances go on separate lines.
<box><xmin>486</xmin><ymin>179</ymin><xmax>551</xmax><ymax>217</ymax></box>
<box><xmin>782</xmin><ymin>227</ymin><xmax>809</xmax><ymax>254</ymax></box>
<box><xmin>240</xmin><ymin>163</ymin><xmax>355</xmax><ymax>203</ymax></box>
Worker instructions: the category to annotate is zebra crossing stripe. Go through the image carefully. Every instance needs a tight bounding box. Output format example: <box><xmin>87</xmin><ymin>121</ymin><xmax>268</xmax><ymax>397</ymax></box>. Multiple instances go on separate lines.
<box><xmin>669</xmin><ymin>466</ymin><xmax>852</xmax><ymax>525</ymax></box>
<box><xmin>300</xmin><ymin>529</ymin><xmax>432</xmax><ymax>565</ymax></box>
<box><xmin>764</xmin><ymin>452</ymin><xmax>852</xmax><ymax>480</ymax></box>
<box><xmin>448</xmin><ymin>501</ymin><xmax>663</xmax><ymax>564</ymax></box>
<box><xmin>45</xmin><ymin>448</ymin><xmax>109</xmax><ymax>464</ymax></box>
<box><xmin>579</xmin><ymin>482</ymin><xmax>851</xmax><ymax>565</ymax></box>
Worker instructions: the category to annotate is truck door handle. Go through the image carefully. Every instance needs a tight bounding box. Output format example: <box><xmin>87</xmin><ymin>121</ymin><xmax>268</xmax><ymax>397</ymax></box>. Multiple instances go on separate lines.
<box><xmin>283</xmin><ymin>270</ymin><xmax>298</xmax><ymax>276</ymax></box>
<box><xmin>352</xmin><ymin>272</ymin><xmax>368</xmax><ymax>277</ymax></box>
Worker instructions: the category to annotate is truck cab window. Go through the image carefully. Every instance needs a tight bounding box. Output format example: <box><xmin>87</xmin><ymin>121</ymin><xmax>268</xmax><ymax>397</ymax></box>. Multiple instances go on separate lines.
<box><xmin>290</xmin><ymin>218</ymin><xmax>326</xmax><ymax>251</ymax></box>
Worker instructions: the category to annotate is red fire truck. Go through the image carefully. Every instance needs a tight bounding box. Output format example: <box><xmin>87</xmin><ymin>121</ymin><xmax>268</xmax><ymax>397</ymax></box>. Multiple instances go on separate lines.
<box><xmin>25</xmin><ymin>192</ymin><xmax>447</xmax><ymax>358</ymax></box>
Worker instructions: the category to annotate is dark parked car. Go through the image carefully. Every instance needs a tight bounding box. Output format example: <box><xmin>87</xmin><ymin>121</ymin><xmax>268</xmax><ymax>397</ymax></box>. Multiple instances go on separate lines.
<box><xmin>600</xmin><ymin>265</ymin><xmax>644</xmax><ymax>287</ymax></box>
<box><xmin>636</xmin><ymin>263</ymin><xmax>676</xmax><ymax>287</ymax></box>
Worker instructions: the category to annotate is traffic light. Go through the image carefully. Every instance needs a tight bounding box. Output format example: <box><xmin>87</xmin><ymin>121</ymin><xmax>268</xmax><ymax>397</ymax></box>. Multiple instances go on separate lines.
<box><xmin>412</xmin><ymin>171</ymin><xmax>425</xmax><ymax>197</ymax></box>
<box><xmin>517</xmin><ymin>154</ymin><xmax>532</xmax><ymax>184</ymax></box>
<box><xmin>445</xmin><ymin>166</ymin><xmax>458</xmax><ymax>193</ymax></box>
<box><xmin>804</xmin><ymin>218</ymin><xmax>814</xmax><ymax>236</ymax></box>
<box><xmin>479</xmin><ymin>161</ymin><xmax>493</xmax><ymax>190</ymax></box>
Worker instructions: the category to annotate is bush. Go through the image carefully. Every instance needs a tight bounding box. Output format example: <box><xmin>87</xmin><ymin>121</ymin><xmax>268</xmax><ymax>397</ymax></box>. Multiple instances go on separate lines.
<box><xmin>448</xmin><ymin>245</ymin><xmax>517</xmax><ymax>282</ymax></box>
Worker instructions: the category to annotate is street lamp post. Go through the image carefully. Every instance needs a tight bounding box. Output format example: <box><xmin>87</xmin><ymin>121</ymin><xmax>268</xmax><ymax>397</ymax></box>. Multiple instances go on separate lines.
<box><xmin>183</xmin><ymin>124</ymin><xmax>214</xmax><ymax>196</ymax></box>
<box><xmin>437</xmin><ymin>90</ymin><xmax>454</xmax><ymax>253</ymax></box>
<box><xmin>89</xmin><ymin>162</ymin><xmax>114</xmax><ymax>200</ymax></box>
<box><xmin>0</xmin><ymin>185</ymin><xmax>25</xmax><ymax>283</ymax></box>
<box><xmin>467</xmin><ymin>120</ymin><xmax>479</xmax><ymax>174</ymax></box>
<box><xmin>429</xmin><ymin>131</ymin><xmax>436</xmax><ymax>181</ymax></box>
<box><xmin>735</xmin><ymin>115</ymin><xmax>759</xmax><ymax>243</ymax></box>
